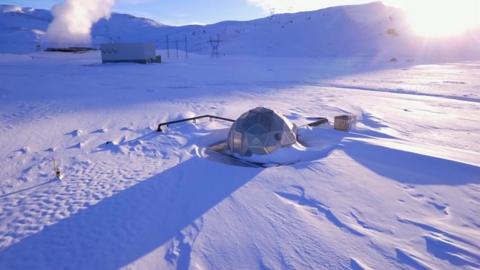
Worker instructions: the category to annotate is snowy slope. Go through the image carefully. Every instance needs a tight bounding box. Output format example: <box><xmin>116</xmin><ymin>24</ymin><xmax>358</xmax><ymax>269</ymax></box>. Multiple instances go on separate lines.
<box><xmin>2</xmin><ymin>2</ymin><xmax>480</xmax><ymax>59</ymax></box>
<box><xmin>0</xmin><ymin>5</ymin><xmax>51</xmax><ymax>53</ymax></box>
<box><xmin>0</xmin><ymin>51</ymin><xmax>479</xmax><ymax>269</ymax></box>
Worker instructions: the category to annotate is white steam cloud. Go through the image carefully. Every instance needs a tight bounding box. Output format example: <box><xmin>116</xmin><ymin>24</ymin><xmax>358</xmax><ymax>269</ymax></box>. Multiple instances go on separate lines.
<box><xmin>46</xmin><ymin>0</ymin><xmax>116</xmax><ymax>46</ymax></box>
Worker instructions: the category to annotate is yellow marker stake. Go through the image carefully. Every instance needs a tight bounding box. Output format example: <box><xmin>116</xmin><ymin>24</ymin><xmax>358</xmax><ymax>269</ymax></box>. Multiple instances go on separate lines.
<box><xmin>52</xmin><ymin>159</ymin><xmax>61</xmax><ymax>179</ymax></box>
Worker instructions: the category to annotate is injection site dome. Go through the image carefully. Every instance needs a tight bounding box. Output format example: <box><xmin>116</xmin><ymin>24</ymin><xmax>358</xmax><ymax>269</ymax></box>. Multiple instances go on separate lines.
<box><xmin>227</xmin><ymin>107</ymin><xmax>297</xmax><ymax>156</ymax></box>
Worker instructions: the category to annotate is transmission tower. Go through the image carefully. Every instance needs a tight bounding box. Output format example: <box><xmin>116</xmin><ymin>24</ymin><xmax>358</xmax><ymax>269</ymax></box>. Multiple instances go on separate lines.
<box><xmin>209</xmin><ymin>34</ymin><xmax>221</xmax><ymax>58</ymax></box>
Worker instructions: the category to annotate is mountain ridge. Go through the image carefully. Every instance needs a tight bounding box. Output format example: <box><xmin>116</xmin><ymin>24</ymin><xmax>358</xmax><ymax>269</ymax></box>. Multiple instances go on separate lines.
<box><xmin>1</xmin><ymin>2</ymin><xmax>479</xmax><ymax>59</ymax></box>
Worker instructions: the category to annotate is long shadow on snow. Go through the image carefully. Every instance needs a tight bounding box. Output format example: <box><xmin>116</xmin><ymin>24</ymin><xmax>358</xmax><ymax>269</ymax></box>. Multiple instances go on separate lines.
<box><xmin>343</xmin><ymin>140</ymin><xmax>480</xmax><ymax>186</ymax></box>
<box><xmin>5</xmin><ymin>56</ymin><xmax>422</xmax><ymax>108</ymax></box>
<box><xmin>0</xmin><ymin>157</ymin><xmax>261</xmax><ymax>270</ymax></box>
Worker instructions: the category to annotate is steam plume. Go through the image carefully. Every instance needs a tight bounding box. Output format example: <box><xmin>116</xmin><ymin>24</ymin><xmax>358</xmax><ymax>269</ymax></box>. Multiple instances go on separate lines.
<box><xmin>46</xmin><ymin>0</ymin><xmax>115</xmax><ymax>46</ymax></box>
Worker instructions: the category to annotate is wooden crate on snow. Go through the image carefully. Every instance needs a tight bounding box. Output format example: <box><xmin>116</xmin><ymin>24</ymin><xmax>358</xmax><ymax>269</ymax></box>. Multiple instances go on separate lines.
<box><xmin>334</xmin><ymin>115</ymin><xmax>356</xmax><ymax>131</ymax></box>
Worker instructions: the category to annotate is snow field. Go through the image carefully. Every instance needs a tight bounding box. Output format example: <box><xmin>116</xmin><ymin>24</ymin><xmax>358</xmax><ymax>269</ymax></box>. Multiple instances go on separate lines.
<box><xmin>0</xmin><ymin>51</ymin><xmax>479</xmax><ymax>269</ymax></box>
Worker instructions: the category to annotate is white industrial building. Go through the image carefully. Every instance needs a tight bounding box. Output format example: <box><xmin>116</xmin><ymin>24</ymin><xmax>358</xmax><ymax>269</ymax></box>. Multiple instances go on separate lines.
<box><xmin>100</xmin><ymin>43</ymin><xmax>159</xmax><ymax>64</ymax></box>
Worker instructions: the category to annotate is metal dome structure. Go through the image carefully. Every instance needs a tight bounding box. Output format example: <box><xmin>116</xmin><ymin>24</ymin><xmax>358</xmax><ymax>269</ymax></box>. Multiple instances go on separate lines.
<box><xmin>227</xmin><ymin>107</ymin><xmax>297</xmax><ymax>156</ymax></box>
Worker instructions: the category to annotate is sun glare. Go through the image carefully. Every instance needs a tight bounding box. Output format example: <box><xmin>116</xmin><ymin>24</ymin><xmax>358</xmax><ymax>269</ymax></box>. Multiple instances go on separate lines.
<box><xmin>387</xmin><ymin>0</ymin><xmax>480</xmax><ymax>37</ymax></box>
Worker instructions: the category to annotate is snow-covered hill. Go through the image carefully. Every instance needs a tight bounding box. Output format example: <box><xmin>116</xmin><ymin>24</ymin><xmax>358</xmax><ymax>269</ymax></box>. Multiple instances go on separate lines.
<box><xmin>2</xmin><ymin>2</ymin><xmax>480</xmax><ymax>58</ymax></box>
<box><xmin>0</xmin><ymin>5</ymin><xmax>51</xmax><ymax>53</ymax></box>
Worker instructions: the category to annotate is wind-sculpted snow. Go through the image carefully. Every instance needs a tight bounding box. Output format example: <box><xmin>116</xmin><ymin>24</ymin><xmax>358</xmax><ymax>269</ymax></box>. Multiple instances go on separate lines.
<box><xmin>0</xmin><ymin>52</ymin><xmax>479</xmax><ymax>269</ymax></box>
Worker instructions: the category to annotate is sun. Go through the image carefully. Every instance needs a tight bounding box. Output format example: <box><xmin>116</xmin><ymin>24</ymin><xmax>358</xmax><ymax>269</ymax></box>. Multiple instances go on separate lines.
<box><xmin>386</xmin><ymin>0</ymin><xmax>480</xmax><ymax>37</ymax></box>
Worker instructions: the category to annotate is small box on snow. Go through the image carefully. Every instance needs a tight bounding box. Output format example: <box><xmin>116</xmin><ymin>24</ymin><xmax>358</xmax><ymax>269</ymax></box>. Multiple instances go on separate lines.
<box><xmin>334</xmin><ymin>115</ymin><xmax>356</xmax><ymax>131</ymax></box>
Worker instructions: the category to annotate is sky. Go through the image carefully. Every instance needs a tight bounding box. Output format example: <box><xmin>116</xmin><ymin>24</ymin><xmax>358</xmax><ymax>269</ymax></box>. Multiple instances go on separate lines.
<box><xmin>7</xmin><ymin>0</ymin><xmax>380</xmax><ymax>25</ymax></box>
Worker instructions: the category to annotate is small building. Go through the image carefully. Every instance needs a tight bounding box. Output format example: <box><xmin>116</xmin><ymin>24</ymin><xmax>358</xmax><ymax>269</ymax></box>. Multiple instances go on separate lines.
<box><xmin>100</xmin><ymin>43</ymin><xmax>159</xmax><ymax>64</ymax></box>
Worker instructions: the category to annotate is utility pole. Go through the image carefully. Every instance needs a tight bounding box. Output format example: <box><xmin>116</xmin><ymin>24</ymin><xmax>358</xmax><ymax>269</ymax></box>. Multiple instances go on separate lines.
<box><xmin>166</xmin><ymin>35</ymin><xmax>170</xmax><ymax>58</ymax></box>
<box><xmin>269</xmin><ymin>8</ymin><xmax>276</xmax><ymax>20</ymax></box>
<box><xmin>104</xmin><ymin>24</ymin><xmax>112</xmax><ymax>43</ymax></box>
<box><xmin>184</xmin><ymin>35</ymin><xmax>188</xmax><ymax>58</ymax></box>
<box><xmin>175</xmin><ymin>40</ymin><xmax>179</xmax><ymax>58</ymax></box>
